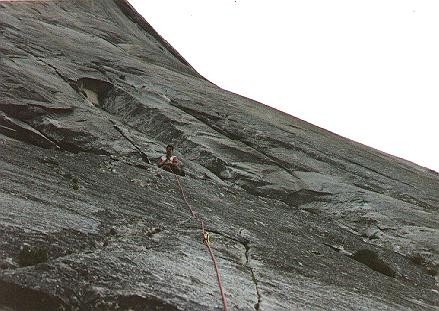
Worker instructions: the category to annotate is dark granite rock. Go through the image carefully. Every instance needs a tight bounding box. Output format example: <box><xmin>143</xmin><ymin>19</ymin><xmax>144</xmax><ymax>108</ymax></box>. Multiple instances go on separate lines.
<box><xmin>0</xmin><ymin>1</ymin><xmax>438</xmax><ymax>310</ymax></box>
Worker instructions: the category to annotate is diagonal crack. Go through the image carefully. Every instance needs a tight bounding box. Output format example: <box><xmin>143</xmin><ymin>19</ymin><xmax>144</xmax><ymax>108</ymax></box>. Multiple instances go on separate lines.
<box><xmin>111</xmin><ymin>120</ymin><xmax>151</xmax><ymax>164</ymax></box>
<box><xmin>0</xmin><ymin>111</ymin><xmax>61</xmax><ymax>150</ymax></box>
<box><xmin>168</xmin><ymin>99</ymin><xmax>308</xmax><ymax>191</ymax></box>
<box><xmin>37</xmin><ymin>59</ymin><xmax>73</xmax><ymax>86</ymax></box>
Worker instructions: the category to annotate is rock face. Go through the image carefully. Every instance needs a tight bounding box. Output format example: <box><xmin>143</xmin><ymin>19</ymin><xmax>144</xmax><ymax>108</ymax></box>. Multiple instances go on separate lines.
<box><xmin>0</xmin><ymin>1</ymin><xmax>438</xmax><ymax>310</ymax></box>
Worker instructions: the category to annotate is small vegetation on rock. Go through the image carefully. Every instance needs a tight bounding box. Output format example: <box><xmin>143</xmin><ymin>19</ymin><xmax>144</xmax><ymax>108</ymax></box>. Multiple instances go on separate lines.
<box><xmin>17</xmin><ymin>244</ymin><xmax>48</xmax><ymax>267</ymax></box>
<box><xmin>427</xmin><ymin>265</ymin><xmax>438</xmax><ymax>276</ymax></box>
<box><xmin>63</xmin><ymin>172</ymin><xmax>80</xmax><ymax>190</ymax></box>
<box><xmin>409</xmin><ymin>253</ymin><xmax>438</xmax><ymax>276</ymax></box>
<box><xmin>409</xmin><ymin>252</ymin><xmax>425</xmax><ymax>266</ymax></box>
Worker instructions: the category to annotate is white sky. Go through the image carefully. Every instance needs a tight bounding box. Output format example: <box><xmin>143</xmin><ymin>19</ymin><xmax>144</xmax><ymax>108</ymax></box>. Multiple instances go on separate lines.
<box><xmin>129</xmin><ymin>0</ymin><xmax>439</xmax><ymax>172</ymax></box>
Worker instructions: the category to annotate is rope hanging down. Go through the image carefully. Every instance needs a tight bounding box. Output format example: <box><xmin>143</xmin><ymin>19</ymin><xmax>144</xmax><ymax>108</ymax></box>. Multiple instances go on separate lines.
<box><xmin>173</xmin><ymin>172</ymin><xmax>229</xmax><ymax>311</ymax></box>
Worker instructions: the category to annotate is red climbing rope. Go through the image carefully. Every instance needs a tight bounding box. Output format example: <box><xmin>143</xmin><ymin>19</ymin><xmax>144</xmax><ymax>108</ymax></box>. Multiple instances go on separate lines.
<box><xmin>173</xmin><ymin>172</ymin><xmax>229</xmax><ymax>311</ymax></box>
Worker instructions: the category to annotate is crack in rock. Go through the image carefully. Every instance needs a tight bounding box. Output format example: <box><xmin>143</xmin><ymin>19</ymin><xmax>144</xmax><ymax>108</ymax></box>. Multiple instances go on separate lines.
<box><xmin>178</xmin><ymin>226</ymin><xmax>262</xmax><ymax>309</ymax></box>
<box><xmin>111</xmin><ymin>121</ymin><xmax>150</xmax><ymax>164</ymax></box>
<box><xmin>0</xmin><ymin>111</ymin><xmax>61</xmax><ymax>149</ymax></box>
<box><xmin>204</xmin><ymin>228</ymin><xmax>262</xmax><ymax>310</ymax></box>
<box><xmin>243</xmin><ymin>240</ymin><xmax>262</xmax><ymax>311</ymax></box>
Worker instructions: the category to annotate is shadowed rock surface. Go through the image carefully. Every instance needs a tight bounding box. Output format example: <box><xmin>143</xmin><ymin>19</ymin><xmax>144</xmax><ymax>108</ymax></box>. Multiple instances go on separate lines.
<box><xmin>0</xmin><ymin>1</ymin><xmax>438</xmax><ymax>310</ymax></box>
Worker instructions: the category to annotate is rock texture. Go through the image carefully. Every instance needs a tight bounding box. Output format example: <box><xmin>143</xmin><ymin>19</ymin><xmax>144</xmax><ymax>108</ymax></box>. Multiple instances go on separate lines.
<box><xmin>1</xmin><ymin>1</ymin><xmax>438</xmax><ymax>310</ymax></box>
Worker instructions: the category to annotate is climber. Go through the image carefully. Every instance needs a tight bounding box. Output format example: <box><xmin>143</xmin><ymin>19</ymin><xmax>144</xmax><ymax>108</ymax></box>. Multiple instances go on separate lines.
<box><xmin>157</xmin><ymin>144</ymin><xmax>185</xmax><ymax>176</ymax></box>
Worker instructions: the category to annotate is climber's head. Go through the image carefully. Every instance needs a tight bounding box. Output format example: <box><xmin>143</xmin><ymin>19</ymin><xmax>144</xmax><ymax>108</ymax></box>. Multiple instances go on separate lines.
<box><xmin>166</xmin><ymin>144</ymin><xmax>174</xmax><ymax>157</ymax></box>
